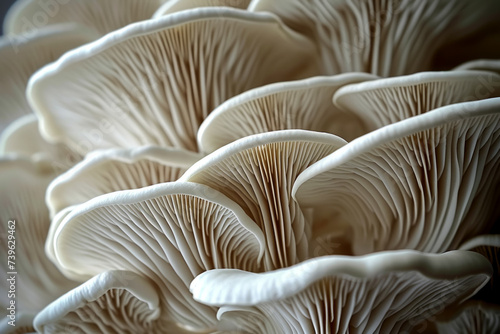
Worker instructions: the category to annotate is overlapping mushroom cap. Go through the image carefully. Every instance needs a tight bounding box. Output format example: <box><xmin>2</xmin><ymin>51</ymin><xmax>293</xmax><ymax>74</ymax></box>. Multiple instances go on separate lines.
<box><xmin>27</xmin><ymin>8</ymin><xmax>319</xmax><ymax>154</ymax></box>
<box><xmin>46</xmin><ymin>145</ymin><xmax>201</xmax><ymax>218</ymax></box>
<box><xmin>1</xmin><ymin>0</ymin><xmax>500</xmax><ymax>333</ymax></box>
<box><xmin>50</xmin><ymin>182</ymin><xmax>265</xmax><ymax>331</ymax></box>
<box><xmin>248</xmin><ymin>0</ymin><xmax>500</xmax><ymax>75</ymax></box>
<box><xmin>3</xmin><ymin>0</ymin><xmax>162</xmax><ymax>37</ymax></box>
<box><xmin>32</xmin><ymin>270</ymin><xmax>167</xmax><ymax>333</ymax></box>
<box><xmin>293</xmin><ymin>98</ymin><xmax>500</xmax><ymax>255</ymax></box>
<box><xmin>432</xmin><ymin>301</ymin><xmax>500</xmax><ymax>334</ymax></box>
<box><xmin>181</xmin><ymin>130</ymin><xmax>347</xmax><ymax>269</ymax></box>
<box><xmin>154</xmin><ymin>0</ymin><xmax>251</xmax><ymax>17</ymax></box>
<box><xmin>0</xmin><ymin>24</ymin><xmax>97</xmax><ymax>133</ymax></box>
<box><xmin>333</xmin><ymin>71</ymin><xmax>500</xmax><ymax>132</ymax></box>
<box><xmin>198</xmin><ymin>73</ymin><xmax>378</xmax><ymax>153</ymax></box>
<box><xmin>191</xmin><ymin>250</ymin><xmax>492</xmax><ymax>334</ymax></box>
<box><xmin>0</xmin><ymin>157</ymin><xmax>78</xmax><ymax>333</ymax></box>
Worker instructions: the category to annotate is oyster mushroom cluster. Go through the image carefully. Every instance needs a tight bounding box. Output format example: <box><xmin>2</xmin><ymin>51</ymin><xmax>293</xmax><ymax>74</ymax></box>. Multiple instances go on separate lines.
<box><xmin>1</xmin><ymin>1</ymin><xmax>500</xmax><ymax>333</ymax></box>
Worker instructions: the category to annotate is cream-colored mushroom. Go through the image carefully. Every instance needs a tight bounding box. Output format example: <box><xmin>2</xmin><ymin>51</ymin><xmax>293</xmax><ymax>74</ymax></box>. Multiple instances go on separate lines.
<box><xmin>33</xmin><ymin>270</ymin><xmax>164</xmax><ymax>334</ymax></box>
<box><xmin>46</xmin><ymin>145</ymin><xmax>201</xmax><ymax>218</ymax></box>
<box><xmin>0</xmin><ymin>24</ymin><xmax>97</xmax><ymax>133</ymax></box>
<box><xmin>454</xmin><ymin>59</ymin><xmax>500</xmax><ymax>76</ymax></box>
<box><xmin>181</xmin><ymin>130</ymin><xmax>347</xmax><ymax>269</ymax></box>
<box><xmin>3</xmin><ymin>0</ymin><xmax>162</xmax><ymax>37</ymax></box>
<box><xmin>0</xmin><ymin>312</ymin><xmax>37</xmax><ymax>334</ymax></box>
<box><xmin>154</xmin><ymin>0</ymin><xmax>251</xmax><ymax>17</ymax></box>
<box><xmin>27</xmin><ymin>8</ymin><xmax>319</xmax><ymax>153</ymax></box>
<box><xmin>191</xmin><ymin>250</ymin><xmax>492</xmax><ymax>334</ymax></box>
<box><xmin>248</xmin><ymin>0</ymin><xmax>500</xmax><ymax>76</ymax></box>
<box><xmin>433</xmin><ymin>301</ymin><xmax>500</xmax><ymax>334</ymax></box>
<box><xmin>51</xmin><ymin>182</ymin><xmax>265</xmax><ymax>331</ymax></box>
<box><xmin>0</xmin><ymin>157</ymin><xmax>78</xmax><ymax>324</ymax></box>
<box><xmin>34</xmin><ymin>268</ymin><xmax>238</xmax><ymax>333</ymax></box>
<box><xmin>0</xmin><ymin>114</ymin><xmax>81</xmax><ymax>171</ymax></box>
<box><xmin>293</xmin><ymin>98</ymin><xmax>500</xmax><ymax>255</ymax></box>
<box><xmin>333</xmin><ymin>71</ymin><xmax>500</xmax><ymax>132</ymax></box>
<box><xmin>44</xmin><ymin>146</ymin><xmax>202</xmax><ymax>268</ymax></box>
<box><xmin>198</xmin><ymin>73</ymin><xmax>378</xmax><ymax>153</ymax></box>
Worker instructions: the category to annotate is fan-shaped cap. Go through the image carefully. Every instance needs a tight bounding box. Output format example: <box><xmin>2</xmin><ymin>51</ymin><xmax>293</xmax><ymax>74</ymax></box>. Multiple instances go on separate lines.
<box><xmin>0</xmin><ymin>24</ymin><xmax>97</xmax><ymax>134</ymax></box>
<box><xmin>46</xmin><ymin>145</ymin><xmax>201</xmax><ymax>218</ymax></box>
<box><xmin>0</xmin><ymin>157</ymin><xmax>78</xmax><ymax>317</ymax></box>
<box><xmin>198</xmin><ymin>73</ymin><xmax>378</xmax><ymax>153</ymax></box>
<box><xmin>154</xmin><ymin>0</ymin><xmax>251</xmax><ymax>18</ymax></box>
<box><xmin>293</xmin><ymin>98</ymin><xmax>500</xmax><ymax>255</ymax></box>
<box><xmin>33</xmin><ymin>270</ymin><xmax>162</xmax><ymax>333</ymax></box>
<box><xmin>28</xmin><ymin>8</ymin><xmax>320</xmax><ymax>153</ymax></box>
<box><xmin>0</xmin><ymin>114</ymin><xmax>81</xmax><ymax>171</ymax></box>
<box><xmin>459</xmin><ymin>235</ymin><xmax>500</xmax><ymax>305</ymax></box>
<box><xmin>249</xmin><ymin>0</ymin><xmax>500</xmax><ymax>76</ymax></box>
<box><xmin>454</xmin><ymin>59</ymin><xmax>500</xmax><ymax>76</ymax></box>
<box><xmin>333</xmin><ymin>71</ymin><xmax>500</xmax><ymax>132</ymax></box>
<box><xmin>3</xmin><ymin>0</ymin><xmax>161</xmax><ymax>37</ymax></box>
<box><xmin>181</xmin><ymin>130</ymin><xmax>347</xmax><ymax>269</ymax></box>
<box><xmin>191</xmin><ymin>250</ymin><xmax>492</xmax><ymax>334</ymax></box>
<box><xmin>51</xmin><ymin>182</ymin><xmax>265</xmax><ymax>331</ymax></box>
<box><xmin>433</xmin><ymin>301</ymin><xmax>500</xmax><ymax>334</ymax></box>
<box><xmin>0</xmin><ymin>312</ymin><xmax>36</xmax><ymax>334</ymax></box>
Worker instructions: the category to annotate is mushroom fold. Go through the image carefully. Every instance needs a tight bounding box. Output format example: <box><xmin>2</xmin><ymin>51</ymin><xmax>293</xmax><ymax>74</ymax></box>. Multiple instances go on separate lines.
<box><xmin>0</xmin><ymin>24</ymin><xmax>97</xmax><ymax>133</ymax></box>
<box><xmin>4</xmin><ymin>0</ymin><xmax>162</xmax><ymax>37</ymax></box>
<box><xmin>0</xmin><ymin>114</ymin><xmax>80</xmax><ymax>171</ymax></box>
<box><xmin>249</xmin><ymin>0</ymin><xmax>500</xmax><ymax>76</ymax></box>
<box><xmin>191</xmin><ymin>250</ymin><xmax>492</xmax><ymax>334</ymax></box>
<box><xmin>333</xmin><ymin>71</ymin><xmax>500</xmax><ymax>132</ymax></box>
<box><xmin>459</xmin><ymin>234</ymin><xmax>500</xmax><ymax>305</ymax></box>
<box><xmin>51</xmin><ymin>182</ymin><xmax>265</xmax><ymax>331</ymax></box>
<box><xmin>454</xmin><ymin>59</ymin><xmax>500</xmax><ymax>76</ymax></box>
<box><xmin>293</xmin><ymin>98</ymin><xmax>500</xmax><ymax>254</ymax></box>
<box><xmin>433</xmin><ymin>301</ymin><xmax>500</xmax><ymax>334</ymax></box>
<box><xmin>198</xmin><ymin>73</ymin><xmax>378</xmax><ymax>153</ymax></box>
<box><xmin>46</xmin><ymin>145</ymin><xmax>201</xmax><ymax>218</ymax></box>
<box><xmin>181</xmin><ymin>130</ymin><xmax>347</xmax><ymax>269</ymax></box>
<box><xmin>154</xmin><ymin>0</ymin><xmax>251</xmax><ymax>17</ymax></box>
<box><xmin>28</xmin><ymin>8</ymin><xmax>319</xmax><ymax>153</ymax></box>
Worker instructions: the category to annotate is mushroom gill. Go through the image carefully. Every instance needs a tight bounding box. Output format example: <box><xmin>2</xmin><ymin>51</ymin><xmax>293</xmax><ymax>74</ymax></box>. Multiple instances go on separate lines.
<box><xmin>293</xmin><ymin>98</ymin><xmax>500</xmax><ymax>254</ymax></box>
<box><xmin>51</xmin><ymin>182</ymin><xmax>265</xmax><ymax>331</ymax></box>
<box><xmin>191</xmin><ymin>250</ymin><xmax>492</xmax><ymax>334</ymax></box>
<box><xmin>27</xmin><ymin>8</ymin><xmax>319</xmax><ymax>154</ymax></box>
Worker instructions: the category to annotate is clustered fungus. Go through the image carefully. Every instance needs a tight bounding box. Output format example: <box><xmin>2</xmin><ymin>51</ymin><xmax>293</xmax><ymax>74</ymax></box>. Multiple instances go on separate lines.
<box><xmin>1</xmin><ymin>1</ymin><xmax>499</xmax><ymax>333</ymax></box>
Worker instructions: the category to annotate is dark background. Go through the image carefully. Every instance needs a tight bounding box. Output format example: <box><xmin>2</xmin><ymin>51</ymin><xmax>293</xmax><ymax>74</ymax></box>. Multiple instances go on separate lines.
<box><xmin>1</xmin><ymin>0</ymin><xmax>17</xmax><ymax>35</ymax></box>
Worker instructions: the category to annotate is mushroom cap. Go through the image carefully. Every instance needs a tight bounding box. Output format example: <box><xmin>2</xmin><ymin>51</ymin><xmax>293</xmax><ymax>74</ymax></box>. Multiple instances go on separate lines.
<box><xmin>0</xmin><ymin>312</ymin><xmax>35</xmax><ymax>334</ymax></box>
<box><xmin>453</xmin><ymin>59</ymin><xmax>500</xmax><ymax>76</ymax></box>
<box><xmin>198</xmin><ymin>73</ymin><xmax>378</xmax><ymax>153</ymax></box>
<box><xmin>333</xmin><ymin>71</ymin><xmax>500</xmax><ymax>132</ymax></box>
<box><xmin>46</xmin><ymin>145</ymin><xmax>202</xmax><ymax>218</ymax></box>
<box><xmin>154</xmin><ymin>0</ymin><xmax>251</xmax><ymax>18</ymax></box>
<box><xmin>459</xmin><ymin>234</ymin><xmax>500</xmax><ymax>305</ymax></box>
<box><xmin>181</xmin><ymin>130</ymin><xmax>347</xmax><ymax>269</ymax></box>
<box><xmin>3</xmin><ymin>0</ymin><xmax>162</xmax><ymax>37</ymax></box>
<box><xmin>0</xmin><ymin>156</ymin><xmax>78</xmax><ymax>315</ymax></box>
<box><xmin>0</xmin><ymin>114</ymin><xmax>81</xmax><ymax>170</ymax></box>
<box><xmin>249</xmin><ymin>0</ymin><xmax>500</xmax><ymax>76</ymax></box>
<box><xmin>433</xmin><ymin>300</ymin><xmax>500</xmax><ymax>334</ymax></box>
<box><xmin>191</xmin><ymin>250</ymin><xmax>492</xmax><ymax>334</ymax></box>
<box><xmin>51</xmin><ymin>181</ymin><xmax>265</xmax><ymax>331</ymax></box>
<box><xmin>293</xmin><ymin>98</ymin><xmax>500</xmax><ymax>254</ymax></box>
<box><xmin>33</xmin><ymin>270</ymin><xmax>162</xmax><ymax>333</ymax></box>
<box><xmin>27</xmin><ymin>8</ymin><xmax>319</xmax><ymax>153</ymax></box>
<box><xmin>0</xmin><ymin>24</ymin><xmax>98</xmax><ymax>133</ymax></box>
